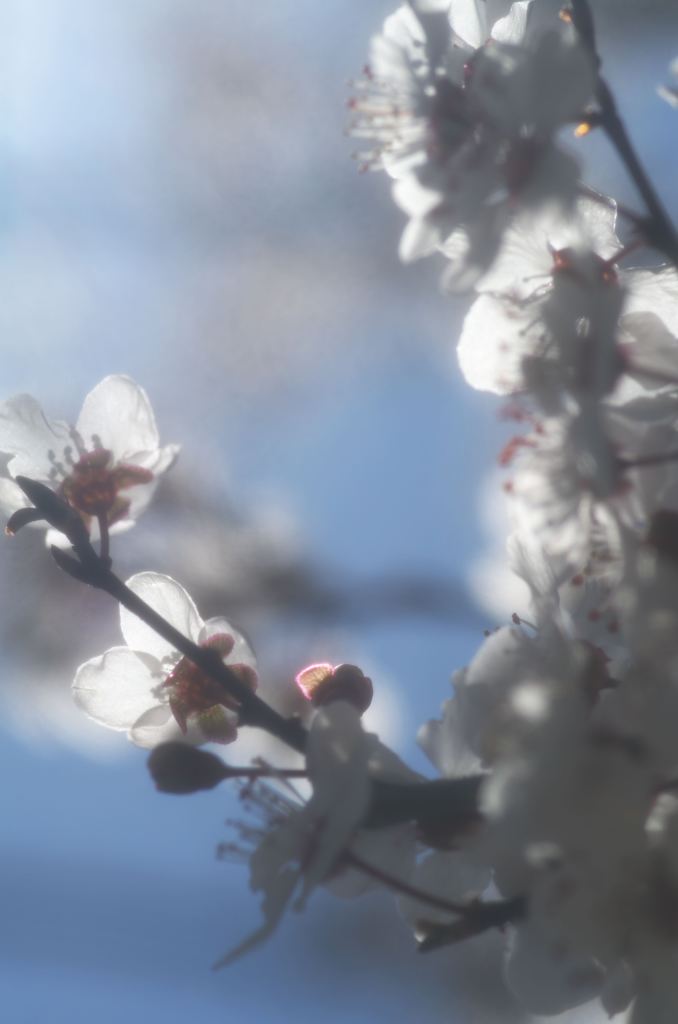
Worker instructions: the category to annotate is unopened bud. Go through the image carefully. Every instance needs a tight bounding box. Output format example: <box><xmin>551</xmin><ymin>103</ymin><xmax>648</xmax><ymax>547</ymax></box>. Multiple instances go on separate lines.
<box><xmin>295</xmin><ymin>662</ymin><xmax>373</xmax><ymax>713</ymax></box>
<box><xmin>5</xmin><ymin>506</ymin><xmax>44</xmax><ymax>536</ymax></box>
<box><xmin>14</xmin><ymin>476</ymin><xmax>90</xmax><ymax>546</ymax></box>
<box><xmin>147</xmin><ymin>742</ymin><xmax>230</xmax><ymax>794</ymax></box>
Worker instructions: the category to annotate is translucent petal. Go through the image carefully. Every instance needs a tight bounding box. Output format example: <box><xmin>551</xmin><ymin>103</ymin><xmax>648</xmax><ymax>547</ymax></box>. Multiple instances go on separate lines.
<box><xmin>491</xmin><ymin>1</ymin><xmax>533</xmax><ymax>45</ymax></box>
<box><xmin>199</xmin><ymin>618</ymin><xmax>257</xmax><ymax>670</ymax></box>
<box><xmin>128</xmin><ymin>704</ymin><xmax>186</xmax><ymax>749</ymax></box>
<box><xmin>450</xmin><ymin>0</ymin><xmax>487</xmax><ymax>49</ymax></box>
<box><xmin>0</xmin><ymin>393</ymin><xmax>72</xmax><ymax>480</ymax></box>
<box><xmin>76</xmin><ymin>375</ymin><xmax>162</xmax><ymax>463</ymax></box>
<box><xmin>458</xmin><ymin>293</ymin><xmax>534</xmax><ymax>394</ymax></box>
<box><xmin>72</xmin><ymin>647</ymin><xmax>161</xmax><ymax>730</ymax></box>
<box><xmin>120</xmin><ymin>572</ymin><xmax>203</xmax><ymax>661</ymax></box>
<box><xmin>297</xmin><ymin>703</ymin><xmax>372</xmax><ymax>907</ymax></box>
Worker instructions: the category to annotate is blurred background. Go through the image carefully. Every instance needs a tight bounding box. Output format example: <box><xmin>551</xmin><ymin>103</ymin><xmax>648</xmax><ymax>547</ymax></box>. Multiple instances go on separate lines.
<box><xmin>0</xmin><ymin>1</ymin><xmax>676</xmax><ymax>1021</ymax></box>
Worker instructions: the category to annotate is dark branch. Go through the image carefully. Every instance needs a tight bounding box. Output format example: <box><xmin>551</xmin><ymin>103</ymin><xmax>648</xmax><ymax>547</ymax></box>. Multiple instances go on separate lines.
<box><xmin>14</xmin><ymin>477</ymin><xmax>485</xmax><ymax>829</ymax></box>
<box><xmin>415</xmin><ymin>895</ymin><xmax>526</xmax><ymax>953</ymax></box>
<box><xmin>344</xmin><ymin>849</ymin><xmax>525</xmax><ymax>950</ymax></box>
<box><xmin>570</xmin><ymin>0</ymin><xmax>678</xmax><ymax>265</ymax></box>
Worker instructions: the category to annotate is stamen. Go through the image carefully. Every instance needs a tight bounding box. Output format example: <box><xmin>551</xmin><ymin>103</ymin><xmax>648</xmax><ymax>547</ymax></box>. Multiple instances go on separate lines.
<box><xmin>511</xmin><ymin>612</ymin><xmax>538</xmax><ymax>631</ymax></box>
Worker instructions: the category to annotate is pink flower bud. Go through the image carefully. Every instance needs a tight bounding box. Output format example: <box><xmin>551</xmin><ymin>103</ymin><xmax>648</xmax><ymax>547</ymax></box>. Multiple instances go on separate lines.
<box><xmin>295</xmin><ymin>662</ymin><xmax>373</xmax><ymax>713</ymax></box>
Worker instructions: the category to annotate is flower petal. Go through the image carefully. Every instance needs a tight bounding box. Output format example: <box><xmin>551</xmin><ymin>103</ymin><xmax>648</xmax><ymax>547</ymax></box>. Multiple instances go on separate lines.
<box><xmin>76</xmin><ymin>375</ymin><xmax>163</xmax><ymax>463</ymax></box>
<box><xmin>129</xmin><ymin>705</ymin><xmax>189</xmax><ymax>748</ymax></box>
<box><xmin>491</xmin><ymin>1</ymin><xmax>533</xmax><ymax>46</ymax></box>
<box><xmin>296</xmin><ymin>702</ymin><xmax>372</xmax><ymax>907</ymax></box>
<box><xmin>199</xmin><ymin>617</ymin><xmax>257</xmax><ymax>670</ymax></box>
<box><xmin>120</xmin><ymin>572</ymin><xmax>203</xmax><ymax>661</ymax></box>
<box><xmin>0</xmin><ymin>393</ymin><xmax>72</xmax><ymax>480</ymax></box>
<box><xmin>72</xmin><ymin>646</ymin><xmax>161</xmax><ymax>730</ymax></box>
<box><xmin>450</xmin><ymin>0</ymin><xmax>487</xmax><ymax>49</ymax></box>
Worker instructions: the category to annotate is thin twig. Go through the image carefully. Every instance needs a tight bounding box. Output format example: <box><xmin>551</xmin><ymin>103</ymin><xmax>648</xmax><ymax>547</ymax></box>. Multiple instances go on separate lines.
<box><xmin>344</xmin><ymin>848</ymin><xmax>525</xmax><ymax>947</ymax></box>
<box><xmin>570</xmin><ymin>0</ymin><xmax>678</xmax><ymax>265</ymax></box>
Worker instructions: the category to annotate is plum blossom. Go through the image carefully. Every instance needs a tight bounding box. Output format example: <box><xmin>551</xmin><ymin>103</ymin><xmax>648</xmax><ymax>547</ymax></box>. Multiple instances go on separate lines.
<box><xmin>215</xmin><ymin>701</ymin><xmax>375</xmax><ymax>967</ymax></box>
<box><xmin>508</xmin><ymin>532</ymin><xmax>625</xmax><ymax>670</ymax></box>
<box><xmin>0</xmin><ymin>375</ymin><xmax>178</xmax><ymax>542</ymax></box>
<box><xmin>73</xmin><ymin>572</ymin><xmax>257</xmax><ymax>747</ymax></box>
<box><xmin>457</xmin><ymin>197</ymin><xmax>624</xmax><ymax>397</ymax></box>
<box><xmin>349</xmin><ymin>1</ymin><xmax>532</xmax><ymax>182</ymax></box>
<box><xmin>352</xmin><ymin>1</ymin><xmax>594</xmax><ymax>272</ymax></box>
<box><xmin>500</xmin><ymin>414</ymin><xmax>626</xmax><ymax>572</ymax></box>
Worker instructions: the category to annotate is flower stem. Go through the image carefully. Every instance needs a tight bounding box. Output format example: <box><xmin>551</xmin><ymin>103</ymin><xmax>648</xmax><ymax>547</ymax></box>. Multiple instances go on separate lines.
<box><xmin>344</xmin><ymin>848</ymin><xmax>525</xmax><ymax>942</ymax></box>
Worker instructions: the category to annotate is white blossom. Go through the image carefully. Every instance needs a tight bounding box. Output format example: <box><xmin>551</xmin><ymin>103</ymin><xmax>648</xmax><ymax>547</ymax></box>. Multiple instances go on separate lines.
<box><xmin>214</xmin><ymin>702</ymin><xmax>375</xmax><ymax>967</ymax></box>
<box><xmin>352</xmin><ymin>3</ymin><xmax>593</xmax><ymax>273</ymax></box>
<box><xmin>0</xmin><ymin>375</ymin><xmax>178</xmax><ymax>542</ymax></box>
<box><xmin>73</xmin><ymin>572</ymin><xmax>257</xmax><ymax>747</ymax></box>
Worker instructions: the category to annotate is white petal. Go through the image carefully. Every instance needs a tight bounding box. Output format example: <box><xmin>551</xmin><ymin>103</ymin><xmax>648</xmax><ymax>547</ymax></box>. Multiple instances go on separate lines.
<box><xmin>0</xmin><ymin>393</ymin><xmax>72</xmax><ymax>480</ymax></box>
<box><xmin>440</xmin><ymin>213</ymin><xmax>507</xmax><ymax>293</ymax></box>
<box><xmin>297</xmin><ymin>703</ymin><xmax>372</xmax><ymax>907</ymax></box>
<box><xmin>72</xmin><ymin>646</ymin><xmax>161</xmax><ymax>730</ymax></box>
<box><xmin>120</xmin><ymin>572</ymin><xmax>203</xmax><ymax>661</ymax></box>
<box><xmin>625</xmin><ymin>266</ymin><xmax>678</xmax><ymax>339</ymax></box>
<box><xmin>399</xmin><ymin>216</ymin><xmax>440</xmax><ymax>262</ymax></box>
<box><xmin>214</xmin><ymin>860</ymin><xmax>298</xmax><ymax>969</ymax></box>
<box><xmin>418</xmin><ymin>679</ymin><xmax>482</xmax><ymax>778</ymax></box>
<box><xmin>199</xmin><ymin>617</ymin><xmax>257</xmax><ymax>670</ymax></box>
<box><xmin>458</xmin><ymin>293</ymin><xmax>534</xmax><ymax>394</ymax></box>
<box><xmin>450</xmin><ymin>0</ymin><xmax>487</xmax><ymax>49</ymax></box>
<box><xmin>128</xmin><ymin>705</ymin><xmax>187</xmax><ymax>748</ymax></box>
<box><xmin>491</xmin><ymin>1</ymin><xmax>533</xmax><ymax>45</ymax></box>
<box><xmin>76</xmin><ymin>375</ymin><xmax>163</xmax><ymax>463</ymax></box>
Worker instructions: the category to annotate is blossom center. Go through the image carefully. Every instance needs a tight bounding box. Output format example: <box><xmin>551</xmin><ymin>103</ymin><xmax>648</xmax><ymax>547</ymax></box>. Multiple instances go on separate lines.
<box><xmin>162</xmin><ymin>634</ymin><xmax>257</xmax><ymax>738</ymax></box>
<box><xmin>60</xmin><ymin>448</ymin><xmax>153</xmax><ymax>522</ymax></box>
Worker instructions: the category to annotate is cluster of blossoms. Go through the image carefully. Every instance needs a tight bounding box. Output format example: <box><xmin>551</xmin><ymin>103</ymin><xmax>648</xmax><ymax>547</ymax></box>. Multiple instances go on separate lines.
<box><xmin>348</xmin><ymin>0</ymin><xmax>678</xmax><ymax>1019</ymax></box>
<box><xmin>7</xmin><ymin>2</ymin><xmax>678</xmax><ymax>1021</ymax></box>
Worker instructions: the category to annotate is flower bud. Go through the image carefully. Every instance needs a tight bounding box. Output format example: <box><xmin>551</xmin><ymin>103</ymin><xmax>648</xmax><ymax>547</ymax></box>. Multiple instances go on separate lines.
<box><xmin>147</xmin><ymin>742</ymin><xmax>230</xmax><ymax>794</ymax></box>
<box><xmin>295</xmin><ymin>662</ymin><xmax>373</xmax><ymax>713</ymax></box>
<box><xmin>14</xmin><ymin>475</ymin><xmax>90</xmax><ymax>546</ymax></box>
